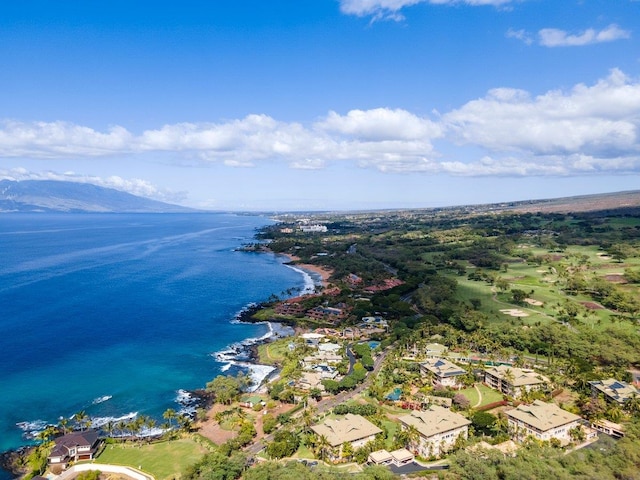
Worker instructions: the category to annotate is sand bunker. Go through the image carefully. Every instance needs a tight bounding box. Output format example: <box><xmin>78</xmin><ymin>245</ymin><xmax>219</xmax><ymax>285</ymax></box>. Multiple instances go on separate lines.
<box><xmin>524</xmin><ymin>298</ymin><xmax>543</xmax><ymax>306</ymax></box>
<box><xmin>500</xmin><ymin>308</ymin><xmax>530</xmax><ymax>317</ymax></box>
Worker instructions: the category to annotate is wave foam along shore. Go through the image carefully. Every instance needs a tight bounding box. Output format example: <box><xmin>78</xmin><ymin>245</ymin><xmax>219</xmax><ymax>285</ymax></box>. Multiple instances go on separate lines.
<box><xmin>283</xmin><ymin>264</ymin><xmax>317</xmax><ymax>294</ymax></box>
<box><xmin>212</xmin><ymin>320</ymin><xmax>287</xmax><ymax>391</ymax></box>
<box><xmin>214</xmin><ymin>302</ymin><xmax>295</xmax><ymax>392</ymax></box>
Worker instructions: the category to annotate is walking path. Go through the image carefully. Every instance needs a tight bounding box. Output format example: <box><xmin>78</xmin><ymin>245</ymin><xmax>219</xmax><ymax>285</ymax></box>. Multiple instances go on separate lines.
<box><xmin>473</xmin><ymin>384</ymin><xmax>483</xmax><ymax>408</ymax></box>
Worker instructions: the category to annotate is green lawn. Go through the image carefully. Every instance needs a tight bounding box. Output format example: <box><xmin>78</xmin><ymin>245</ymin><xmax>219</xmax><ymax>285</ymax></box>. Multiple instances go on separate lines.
<box><xmin>257</xmin><ymin>338</ymin><xmax>291</xmax><ymax>364</ymax></box>
<box><xmin>97</xmin><ymin>438</ymin><xmax>207</xmax><ymax>480</ymax></box>
<box><xmin>459</xmin><ymin>384</ymin><xmax>504</xmax><ymax>408</ymax></box>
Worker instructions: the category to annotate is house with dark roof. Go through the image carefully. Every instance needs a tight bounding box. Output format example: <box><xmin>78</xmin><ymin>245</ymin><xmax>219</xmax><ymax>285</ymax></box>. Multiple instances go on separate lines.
<box><xmin>48</xmin><ymin>430</ymin><xmax>101</xmax><ymax>470</ymax></box>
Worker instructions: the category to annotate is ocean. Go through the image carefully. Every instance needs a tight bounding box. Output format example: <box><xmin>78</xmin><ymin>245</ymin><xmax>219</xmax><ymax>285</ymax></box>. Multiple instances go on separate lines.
<box><xmin>0</xmin><ymin>213</ymin><xmax>312</xmax><ymax>470</ymax></box>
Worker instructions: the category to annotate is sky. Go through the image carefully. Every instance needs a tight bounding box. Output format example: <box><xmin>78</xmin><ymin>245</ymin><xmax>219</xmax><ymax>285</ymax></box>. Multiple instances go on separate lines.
<box><xmin>0</xmin><ymin>0</ymin><xmax>639</xmax><ymax>211</ymax></box>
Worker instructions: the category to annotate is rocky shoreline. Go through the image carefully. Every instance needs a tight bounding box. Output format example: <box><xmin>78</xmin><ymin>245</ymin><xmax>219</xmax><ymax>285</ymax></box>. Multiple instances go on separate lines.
<box><xmin>0</xmin><ymin>446</ymin><xmax>30</xmax><ymax>479</ymax></box>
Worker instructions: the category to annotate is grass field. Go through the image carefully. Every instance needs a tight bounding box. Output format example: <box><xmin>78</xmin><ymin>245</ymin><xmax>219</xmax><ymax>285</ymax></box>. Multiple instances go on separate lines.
<box><xmin>97</xmin><ymin>438</ymin><xmax>207</xmax><ymax>480</ymax></box>
<box><xmin>458</xmin><ymin>384</ymin><xmax>504</xmax><ymax>408</ymax></box>
<box><xmin>447</xmin><ymin>243</ymin><xmax>640</xmax><ymax>334</ymax></box>
<box><xmin>257</xmin><ymin>337</ymin><xmax>290</xmax><ymax>364</ymax></box>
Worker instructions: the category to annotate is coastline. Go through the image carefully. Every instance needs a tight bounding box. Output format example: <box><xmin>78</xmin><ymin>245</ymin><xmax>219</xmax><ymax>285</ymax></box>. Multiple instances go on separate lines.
<box><xmin>279</xmin><ymin>253</ymin><xmax>333</xmax><ymax>289</ymax></box>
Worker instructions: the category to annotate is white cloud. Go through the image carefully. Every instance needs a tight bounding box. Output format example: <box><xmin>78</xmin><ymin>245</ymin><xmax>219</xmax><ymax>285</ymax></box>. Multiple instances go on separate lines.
<box><xmin>339</xmin><ymin>0</ymin><xmax>517</xmax><ymax>21</ymax></box>
<box><xmin>0</xmin><ymin>121</ymin><xmax>133</xmax><ymax>157</ymax></box>
<box><xmin>505</xmin><ymin>28</ymin><xmax>533</xmax><ymax>45</ymax></box>
<box><xmin>539</xmin><ymin>24</ymin><xmax>631</xmax><ymax>47</ymax></box>
<box><xmin>443</xmin><ymin>69</ymin><xmax>640</xmax><ymax>158</ymax></box>
<box><xmin>1</xmin><ymin>70</ymin><xmax>639</xmax><ymax>178</ymax></box>
<box><xmin>316</xmin><ymin>108</ymin><xmax>441</xmax><ymax>141</ymax></box>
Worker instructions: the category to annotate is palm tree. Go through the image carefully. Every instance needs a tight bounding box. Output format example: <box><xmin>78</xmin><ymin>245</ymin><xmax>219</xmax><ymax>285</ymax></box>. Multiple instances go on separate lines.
<box><xmin>405</xmin><ymin>425</ymin><xmax>420</xmax><ymax>452</ymax></box>
<box><xmin>316</xmin><ymin>434</ymin><xmax>330</xmax><ymax>462</ymax></box>
<box><xmin>116</xmin><ymin>420</ymin><xmax>127</xmax><ymax>437</ymax></box>
<box><xmin>177</xmin><ymin>414</ymin><xmax>193</xmax><ymax>432</ymax></box>
<box><xmin>104</xmin><ymin>421</ymin><xmax>115</xmax><ymax>438</ymax></box>
<box><xmin>163</xmin><ymin>408</ymin><xmax>177</xmax><ymax>429</ymax></box>
<box><xmin>625</xmin><ymin>393</ymin><xmax>640</xmax><ymax>415</ymax></box>
<box><xmin>502</xmin><ymin>368</ymin><xmax>516</xmax><ymax>396</ymax></box>
<box><xmin>302</xmin><ymin>405</ymin><xmax>317</xmax><ymax>433</ymax></box>
<box><xmin>606</xmin><ymin>404</ymin><xmax>623</xmax><ymax>423</ymax></box>
<box><xmin>74</xmin><ymin>411</ymin><xmax>89</xmax><ymax>431</ymax></box>
<box><xmin>58</xmin><ymin>417</ymin><xmax>71</xmax><ymax>435</ymax></box>
<box><xmin>36</xmin><ymin>425</ymin><xmax>57</xmax><ymax>444</ymax></box>
<box><xmin>491</xmin><ymin>413</ymin><xmax>509</xmax><ymax>435</ymax></box>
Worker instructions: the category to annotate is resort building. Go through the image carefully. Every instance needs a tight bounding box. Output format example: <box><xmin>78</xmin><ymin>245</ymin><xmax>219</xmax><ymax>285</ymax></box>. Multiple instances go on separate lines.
<box><xmin>420</xmin><ymin>358</ymin><xmax>467</xmax><ymax>387</ymax></box>
<box><xmin>589</xmin><ymin>378</ymin><xmax>640</xmax><ymax>406</ymax></box>
<box><xmin>306</xmin><ymin>305</ymin><xmax>348</xmax><ymax>322</ymax></box>
<box><xmin>48</xmin><ymin>430</ymin><xmax>101</xmax><ymax>471</ymax></box>
<box><xmin>311</xmin><ymin>414</ymin><xmax>382</xmax><ymax>459</ymax></box>
<box><xmin>484</xmin><ymin>365</ymin><xmax>550</xmax><ymax>398</ymax></box>
<box><xmin>398</xmin><ymin>405</ymin><xmax>471</xmax><ymax>459</ymax></box>
<box><xmin>274</xmin><ymin>301</ymin><xmax>305</xmax><ymax>316</ymax></box>
<box><xmin>299</xmin><ymin>224</ymin><xmax>327</xmax><ymax>233</ymax></box>
<box><xmin>505</xmin><ymin>400</ymin><xmax>584</xmax><ymax>444</ymax></box>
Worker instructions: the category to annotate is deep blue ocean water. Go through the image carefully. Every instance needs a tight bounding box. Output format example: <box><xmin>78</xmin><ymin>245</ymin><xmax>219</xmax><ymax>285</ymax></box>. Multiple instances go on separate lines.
<box><xmin>0</xmin><ymin>213</ymin><xmax>308</xmax><ymax>469</ymax></box>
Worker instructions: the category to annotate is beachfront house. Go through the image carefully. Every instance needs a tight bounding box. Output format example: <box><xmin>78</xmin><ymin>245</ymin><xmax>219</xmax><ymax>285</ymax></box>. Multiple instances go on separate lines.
<box><xmin>484</xmin><ymin>365</ymin><xmax>550</xmax><ymax>398</ymax></box>
<box><xmin>48</xmin><ymin>430</ymin><xmax>101</xmax><ymax>471</ymax></box>
<box><xmin>311</xmin><ymin>414</ymin><xmax>382</xmax><ymax>460</ymax></box>
<box><xmin>420</xmin><ymin>358</ymin><xmax>467</xmax><ymax>387</ymax></box>
<box><xmin>398</xmin><ymin>405</ymin><xmax>471</xmax><ymax>459</ymax></box>
<box><xmin>505</xmin><ymin>400</ymin><xmax>587</xmax><ymax>444</ymax></box>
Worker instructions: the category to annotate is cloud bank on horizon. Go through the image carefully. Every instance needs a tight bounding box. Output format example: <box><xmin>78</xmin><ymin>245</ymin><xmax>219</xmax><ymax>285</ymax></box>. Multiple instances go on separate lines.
<box><xmin>1</xmin><ymin>70</ymin><xmax>638</xmax><ymax>178</ymax></box>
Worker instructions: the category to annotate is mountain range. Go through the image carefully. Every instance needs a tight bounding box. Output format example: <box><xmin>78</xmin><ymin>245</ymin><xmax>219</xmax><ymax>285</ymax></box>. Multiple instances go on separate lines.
<box><xmin>0</xmin><ymin>180</ymin><xmax>196</xmax><ymax>213</ymax></box>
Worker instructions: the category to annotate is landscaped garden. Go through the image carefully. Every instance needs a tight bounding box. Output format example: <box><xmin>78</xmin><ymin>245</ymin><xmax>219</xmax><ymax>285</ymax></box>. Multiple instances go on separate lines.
<box><xmin>97</xmin><ymin>438</ymin><xmax>208</xmax><ymax>480</ymax></box>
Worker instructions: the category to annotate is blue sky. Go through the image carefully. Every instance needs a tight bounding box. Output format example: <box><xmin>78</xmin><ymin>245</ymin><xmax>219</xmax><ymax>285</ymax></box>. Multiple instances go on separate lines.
<box><xmin>1</xmin><ymin>0</ymin><xmax>638</xmax><ymax>211</ymax></box>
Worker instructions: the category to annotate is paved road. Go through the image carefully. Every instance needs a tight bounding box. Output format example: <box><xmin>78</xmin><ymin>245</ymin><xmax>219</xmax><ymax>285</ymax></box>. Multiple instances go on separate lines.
<box><xmin>245</xmin><ymin>348</ymin><xmax>391</xmax><ymax>455</ymax></box>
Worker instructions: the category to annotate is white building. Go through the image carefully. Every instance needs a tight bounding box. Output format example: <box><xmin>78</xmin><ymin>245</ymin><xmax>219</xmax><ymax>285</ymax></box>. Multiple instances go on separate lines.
<box><xmin>505</xmin><ymin>400</ymin><xmax>582</xmax><ymax>444</ymax></box>
<box><xmin>311</xmin><ymin>414</ymin><xmax>382</xmax><ymax>459</ymax></box>
<box><xmin>398</xmin><ymin>405</ymin><xmax>471</xmax><ymax>459</ymax></box>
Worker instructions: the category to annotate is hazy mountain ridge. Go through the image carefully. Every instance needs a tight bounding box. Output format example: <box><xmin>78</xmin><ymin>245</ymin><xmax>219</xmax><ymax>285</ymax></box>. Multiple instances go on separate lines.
<box><xmin>0</xmin><ymin>180</ymin><xmax>196</xmax><ymax>213</ymax></box>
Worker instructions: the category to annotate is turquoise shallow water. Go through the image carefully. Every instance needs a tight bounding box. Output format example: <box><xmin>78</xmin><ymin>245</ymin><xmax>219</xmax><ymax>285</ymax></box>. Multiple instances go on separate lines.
<box><xmin>0</xmin><ymin>213</ymin><xmax>306</xmax><ymax>463</ymax></box>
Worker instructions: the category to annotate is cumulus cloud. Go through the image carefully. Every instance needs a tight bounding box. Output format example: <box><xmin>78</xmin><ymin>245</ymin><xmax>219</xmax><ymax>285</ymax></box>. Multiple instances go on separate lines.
<box><xmin>539</xmin><ymin>24</ymin><xmax>631</xmax><ymax>47</ymax></box>
<box><xmin>0</xmin><ymin>121</ymin><xmax>133</xmax><ymax>157</ymax></box>
<box><xmin>1</xmin><ymin>70</ymin><xmax>640</xmax><ymax>178</ymax></box>
<box><xmin>339</xmin><ymin>0</ymin><xmax>517</xmax><ymax>21</ymax></box>
<box><xmin>317</xmin><ymin>108</ymin><xmax>441</xmax><ymax>141</ymax></box>
<box><xmin>443</xmin><ymin>69</ymin><xmax>639</xmax><ymax>156</ymax></box>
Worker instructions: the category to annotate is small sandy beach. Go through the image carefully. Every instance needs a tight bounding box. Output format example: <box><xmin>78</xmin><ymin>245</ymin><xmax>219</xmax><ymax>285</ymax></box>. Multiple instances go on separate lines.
<box><xmin>282</xmin><ymin>254</ymin><xmax>333</xmax><ymax>287</ymax></box>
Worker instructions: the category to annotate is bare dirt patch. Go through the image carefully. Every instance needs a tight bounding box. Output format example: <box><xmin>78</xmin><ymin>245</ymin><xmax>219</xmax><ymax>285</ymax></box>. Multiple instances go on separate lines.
<box><xmin>604</xmin><ymin>274</ymin><xmax>627</xmax><ymax>283</ymax></box>
<box><xmin>581</xmin><ymin>301</ymin><xmax>604</xmax><ymax>310</ymax></box>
